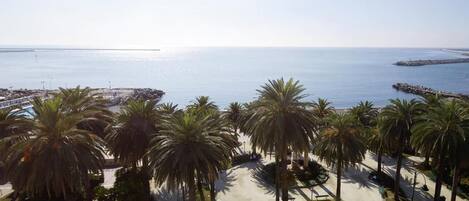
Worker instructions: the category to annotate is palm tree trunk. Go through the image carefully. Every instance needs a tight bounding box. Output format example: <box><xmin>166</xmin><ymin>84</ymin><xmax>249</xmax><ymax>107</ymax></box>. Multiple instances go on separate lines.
<box><xmin>84</xmin><ymin>174</ymin><xmax>92</xmax><ymax>201</ymax></box>
<box><xmin>182</xmin><ymin>184</ymin><xmax>187</xmax><ymax>201</ymax></box>
<box><xmin>450</xmin><ymin>165</ymin><xmax>461</xmax><ymax>201</ymax></box>
<box><xmin>142</xmin><ymin>156</ymin><xmax>151</xmax><ymax>201</ymax></box>
<box><xmin>281</xmin><ymin>149</ymin><xmax>289</xmax><ymax>201</ymax></box>
<box><xmin>197</xmin><ymin>171</ymin><xmax>206</xmax><ymax>201</ymax></box>
<box><xmin>377</xmin><ymin>149</ymin><xmax>382</xmax><ymax>176</ymax></box>
<box><xmin>188</xmin><ymin>176</ymin><xmax>197</xmax><ymax>201</ymax></box>
<box><xmin>394</xmin><ymin>151</ymin><xmax>403</xmax><ymax>201</ymax></box>
<box><xmin>336</xmin><ymin>143</ymin><xmax>342</xmax><ymax>201</ymax></box>
<box><xmin>275</xmin><ymin>154</ymin><xmax>280</xmax><ymax>201</ymax></box>
<box><xmin>303</xmin><ymin>152</ymin><xmax>309</xmax><ymax>168</ymax></box>
<box><xmin>434</xmin><ymin>152</ymin><xmax>445</xmax><ymax>201</ymax></box>
<box><xmin>210</xmin><ymin>180</ymin><xmax>216</xmax><ymax>201</ymax></box>
<box><xmin>424</xmin><ymin>151</ymin><xmax>430</xmax><ymax>167</ymax></box>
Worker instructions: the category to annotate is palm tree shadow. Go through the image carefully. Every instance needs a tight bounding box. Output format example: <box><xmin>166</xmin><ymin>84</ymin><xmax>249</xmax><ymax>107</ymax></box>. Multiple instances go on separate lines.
<box><xmin>342</xmin><ymin>165</ymin><xmax>378</xmax><ymax>189</ymax></box>
<box><xmin>215</xmin><ymin>169</ymin><xmax>236</xmax><ymax>193</ymax></box>
<box><xmin>153</xmin><ymin>186</ymin><xmax>185</xmax><ymax>201</ymax></box>
<box><xmin>251</xmin><ymin>163</ymin><xmax>276</xmax><ymax>195</ymax></box>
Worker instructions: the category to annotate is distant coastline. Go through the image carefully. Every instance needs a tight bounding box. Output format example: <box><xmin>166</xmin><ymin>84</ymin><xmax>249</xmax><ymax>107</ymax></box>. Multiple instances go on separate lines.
<box><xmin>0</xmin><ymin>48</ymin><xmax>160</xmax><ymax>53</ymax></box>
<box><xmin>394</xmin><ymin>49</ymin><xmax>469</xmax><ymax>66</ymax></box>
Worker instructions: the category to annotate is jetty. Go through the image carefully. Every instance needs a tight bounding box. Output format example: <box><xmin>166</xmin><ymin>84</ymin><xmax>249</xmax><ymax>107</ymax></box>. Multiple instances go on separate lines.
<box><xmin>392</xmin><ymin>83</ymin><xmax>469</xmax><ymax>99</ymax></box>
<box><xmin>394</xmin><ymin>58</ymin><xmax>469</xmax><ymax>66</ymax></box>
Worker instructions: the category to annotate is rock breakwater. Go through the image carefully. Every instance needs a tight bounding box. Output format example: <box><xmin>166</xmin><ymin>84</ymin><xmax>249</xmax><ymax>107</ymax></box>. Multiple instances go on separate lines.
<box><xmin>394</xmin><ymin>58</ymin><xmax>469</xmax><ymax>66</ymax></box>
<box><xmin>392</xmin><ymin>83</ymin><xmax>469</xmax><ymax>99</ymax></box>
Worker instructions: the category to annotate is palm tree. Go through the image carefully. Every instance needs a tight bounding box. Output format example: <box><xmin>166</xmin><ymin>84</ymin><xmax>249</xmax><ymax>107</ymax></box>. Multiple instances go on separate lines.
<box><xmin>309</xmin><ymin>98</ymin><xmax>334</xmax><ymax>167</ymax></box>
<box><xmin>106</xmin><ymin>100</ymin><xmax>159</xmax><ymax>168</ymax></box>
<box><xmin>418</xmin><ymin>94</ymin><xmax>444</xmax><ymax>167</ymax></box>
<box><xmin>148</xmin><ymin>111</ymin><xmax>234</xmax><ymax>201</ymax></box>
<box><xmin>223</xmin><ymin>102</ymin><xmax>243</xmax><ymax>134</ymax></box>
<box><xmin>3</xmin><ymin>97</ymin><xmax>105</xmax><ymax>200</ymax></box>
<box><xmin>366</xmin><ymin>119</ymin><xmax>387</xmax><ymax>176</ymax></box>
<box><xmin>411</xmin><ymin>100</ymin><xmax>469</xmax><ymax>201</ymax></box>
<box><xmin>0</xmin><ymin>107</ymin><xmax>30</xmax><ymax>183</ymax></box>
<box><xmin>350</xmin><ymin>100</ymin><xmax>378</xmax><ymax>128</ymax></box>
<box><xmin>450</xmin><ymin>140</ymin><xmax>469</xmax><ymax>201</ymax></box>
<box><xmin>312</xmin><ymin>98</ymin><xmax>335</xmax><ymax>127</ymax></box>
<box><xmin>187</xmin><ymin>96</ymin><xmax>218</xmax><ymax>114</ymax></box>
<box><xmin>380</xmin><ymin>99</ymin><xmax>422</xmax><ymax>201</ymax></box>
<box><xmin>246</xmin><ymin>78</ymin><xmax>315</xmax><ymax>201</ymax></box>
<box><xmin>106</xmin><ymin>100</ymin><xmax>160</xmax><ymax>200</ymax></box>
<box><xmin>55</xmin><ymin>86</ymin><xmax>113</xmax><ymax>139</ymax></box>
<box><xmin>314</xmin><ymin>112</ymin><xmax>367</xmax><ymax>201</ymax></box>
<box><xmin>350</xmin><ymin>101</ymin><xmax>384</xmax><ymax>175</ymax></box>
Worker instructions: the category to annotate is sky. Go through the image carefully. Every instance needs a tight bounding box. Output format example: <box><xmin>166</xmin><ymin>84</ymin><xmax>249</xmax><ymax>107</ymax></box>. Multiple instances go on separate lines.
<box><xmin>1</xmin><ymin>0</ymin><xmax>469</xmax><ymax>48</ymax></box>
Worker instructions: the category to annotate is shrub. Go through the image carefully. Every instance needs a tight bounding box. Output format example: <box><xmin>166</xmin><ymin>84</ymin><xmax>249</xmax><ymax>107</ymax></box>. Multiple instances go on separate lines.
<box><xmin>112</xmin><ymin>168</ymin><xmax>150</xmax><ymax>201</ymax></box>
<box><xmin>293</xmin><ymin>160</ymin><xmax>329</xmax><ymax>186</ymax></box>
<box><xmin>254</xmin><ymin>162</ymin><xmax>295</xmax><ymax>186</ymax></box>
<box><xmin>231</xmin><ymin>153</ymin><xmax>261</xmax><ymax>166</ymax></box>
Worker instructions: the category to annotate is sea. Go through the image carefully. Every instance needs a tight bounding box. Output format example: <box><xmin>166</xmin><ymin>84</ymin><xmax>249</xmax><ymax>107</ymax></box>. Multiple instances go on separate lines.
<box><xmin>1</xmin><ymin>47</ymin><xmax>468</xmax><ymax>108</ymax></box>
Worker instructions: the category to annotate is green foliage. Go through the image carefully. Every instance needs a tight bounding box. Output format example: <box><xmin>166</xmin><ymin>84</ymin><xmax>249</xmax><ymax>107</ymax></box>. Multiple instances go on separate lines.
<box><xmin>231</xmin><ymin>153</ymin><xmax>261</xmax><ymax>166</ymax></box>
<box><xmin>112</xmin><ymin>169</ymin><xmax>149</xmax><ymax>201</ymax></box>
<box><xmin>93</xmin><ymin>186</ymin><xmax>115</xmax><ymax>201</ymax></box>
<box><xmin>106</xmin><ymin>100</ymin><xmax>160</xmax><ymax>167</ymax></box>
<box><xmin>293</xmin><ymin>160</ymin><xmax>329</xmax><ymax>185</ymax></box>
<box><xmin>255</xmin><ymin>162</ymin><xmax>295</xmax><ymax>186</ymax></box>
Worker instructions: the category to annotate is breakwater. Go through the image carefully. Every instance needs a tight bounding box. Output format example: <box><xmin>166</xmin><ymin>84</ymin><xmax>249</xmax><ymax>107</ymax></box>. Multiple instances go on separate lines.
<box><xmin>394</xmin><ymin>58</ymin><xmax>469</xmax><ymax>66</ymax></box>
<box><xmin>392</xmin><ymin>83</ymin><xmax>469</xmax><ymax>99</ymax></box>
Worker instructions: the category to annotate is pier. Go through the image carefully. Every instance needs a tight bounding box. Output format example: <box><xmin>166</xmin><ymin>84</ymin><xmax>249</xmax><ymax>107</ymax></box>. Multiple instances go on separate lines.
<box><xmin>394</xmin><ymin>58</ymin><xmax>469</xmax><ymax>66</ymax></box>
<box><xmin>392</xmin><ymin>83</ymin><xmax>469</xmax><ymax>99</ymax></box>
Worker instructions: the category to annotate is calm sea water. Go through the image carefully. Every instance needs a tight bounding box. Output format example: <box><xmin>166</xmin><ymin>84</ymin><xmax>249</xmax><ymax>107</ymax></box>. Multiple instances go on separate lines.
<box><xmin>1</xmin><ymin>47</ymin><xmax>468</xmax><ymax>108</ymax></box>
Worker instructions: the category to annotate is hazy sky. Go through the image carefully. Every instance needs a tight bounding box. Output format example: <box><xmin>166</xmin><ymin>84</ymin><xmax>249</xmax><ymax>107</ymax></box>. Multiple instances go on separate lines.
<box><xmin>1</xmin><ymin>0</ymin><xmax>469</xmax><ymax>48</ymax></box>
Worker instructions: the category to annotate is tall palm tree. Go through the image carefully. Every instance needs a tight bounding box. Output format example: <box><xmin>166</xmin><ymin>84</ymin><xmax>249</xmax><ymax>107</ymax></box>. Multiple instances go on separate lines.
<box><xmin>106</xmin><ymin>100</ymin><xmax>159</xmax><ymax>168</ymax></box>
<box><xmin>106</xmin><ymin>100</ymin><xmax>160</xmax><ymax>200</ymax></box>
<box><xmin>381</xmin><ymin>99</ymin><xmax>422</xmax><ymax>201</ymax></box>
<box><xmin>0</xmin><ymin>108</ymin><xmax>30</xmax><ymax>183</ymax></box>
<box><xmin>350</xmin><ymin>101</ymin><xmax>384</xmax><ymax>175</ymax></box>
<box><xmin>450</xmin><ymin>139</ymin><xmax>469</xmax><ymax>201</ymax></box>
<box><xmin>148</xmin><ymin>111</ymin><xmax>234</xmax><ymax>201</ymax></box>
<box><xmin>309</xmin><ymin>98</ymin><xmax>334</xmax><ymax>167</ymax></box>
<box><xmin>223</xmin><ymin>102</ymin><xmax>243</xmax><ymax>134</ymax></box>
<box><xmin>3</xmin><ymin>97</ymin><xmax>105</xmax><ymax>200</ymax></box>
<box><xmin>314</xmin><ymin>112</ymin><xmax>367</xmax><ymax>201</ymax></box>
<box><xmin>411</xmin><ymin>100</ymin><xmax>469</xmax><ymax>201</ymax></box>
<box><xmin>246</xmin><ymin>78</ymin><xmax>315</xmax><ymax>201</ymax></box>
<box><xmin>366</xmin><ymin>118</ymin><xmax>388</xmax><ymax>176</ymax></box>
<box><xmin>418</xmin><ymin>94</ymin><xmax>443</xmax><ymax>167</ymax></box>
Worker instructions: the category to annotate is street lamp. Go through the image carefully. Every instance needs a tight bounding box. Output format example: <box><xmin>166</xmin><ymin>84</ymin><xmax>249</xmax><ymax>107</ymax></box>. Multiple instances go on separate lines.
<box><xmin>411</xmin><ymin>163</ymin><xmax>429</xmax><ymax>201</ymax></box>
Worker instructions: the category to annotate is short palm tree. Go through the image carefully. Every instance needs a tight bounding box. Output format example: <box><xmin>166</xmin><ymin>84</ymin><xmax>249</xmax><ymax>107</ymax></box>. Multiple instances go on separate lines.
<box><xmin>350</xmin><ymin>100</ymin><xmax>378</xmax><ymax>128</ymax></box>
<box><xmin>187</xmin><ymin>96</ymin><xmax>218</xmax><ymax>114</ymax></box>
<box><xmin>247</xmin><ymin>78</ymin><xmax>315</xmax><ymax>201</ymax></box>
<box><xmin>411</xmin><ymin>100</ymin><xmax>469</xmax><ymax>201</ymax></box>
<box><xmin>148</xmin><ymin>111</ymin><xmax>233</xmax><ymax>201</ymax></box>
<box><xmin>380</xmin><ymin>99</ymin><xmax>422</xmax><ymax>201</ymax></box>
<box><xmin>314</xmin><ymin>112</ymin><xmax>366</xmax><ymax>201</ymax></box>
<box><xmin>312</xmin><ymin>98</ymin><xmax>335</xmax><ymax>128</ymax></box>
<box><xmin>55</xmin><ymin>86</ymin><xmax>113</xmax><ymax>139</ymax></box>
<box><xmin>3</xmin><ymin>97</ymin><xmax>105</xmax><ymax>200</ymax></box>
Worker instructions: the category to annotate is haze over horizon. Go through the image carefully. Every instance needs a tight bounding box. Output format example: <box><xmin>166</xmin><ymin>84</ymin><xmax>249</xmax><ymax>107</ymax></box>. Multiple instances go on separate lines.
<box><xmin>2</xmin><ymin>0</ymin><xmax>469</xmax><ymax>48</ymax></box>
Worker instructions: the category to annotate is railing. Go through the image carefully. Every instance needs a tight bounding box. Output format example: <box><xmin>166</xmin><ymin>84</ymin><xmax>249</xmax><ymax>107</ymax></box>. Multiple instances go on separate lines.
<box><xmin>0</xmin><ymin>95</ymin><xmax>37</xmax><ymax>109</ymax></box>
